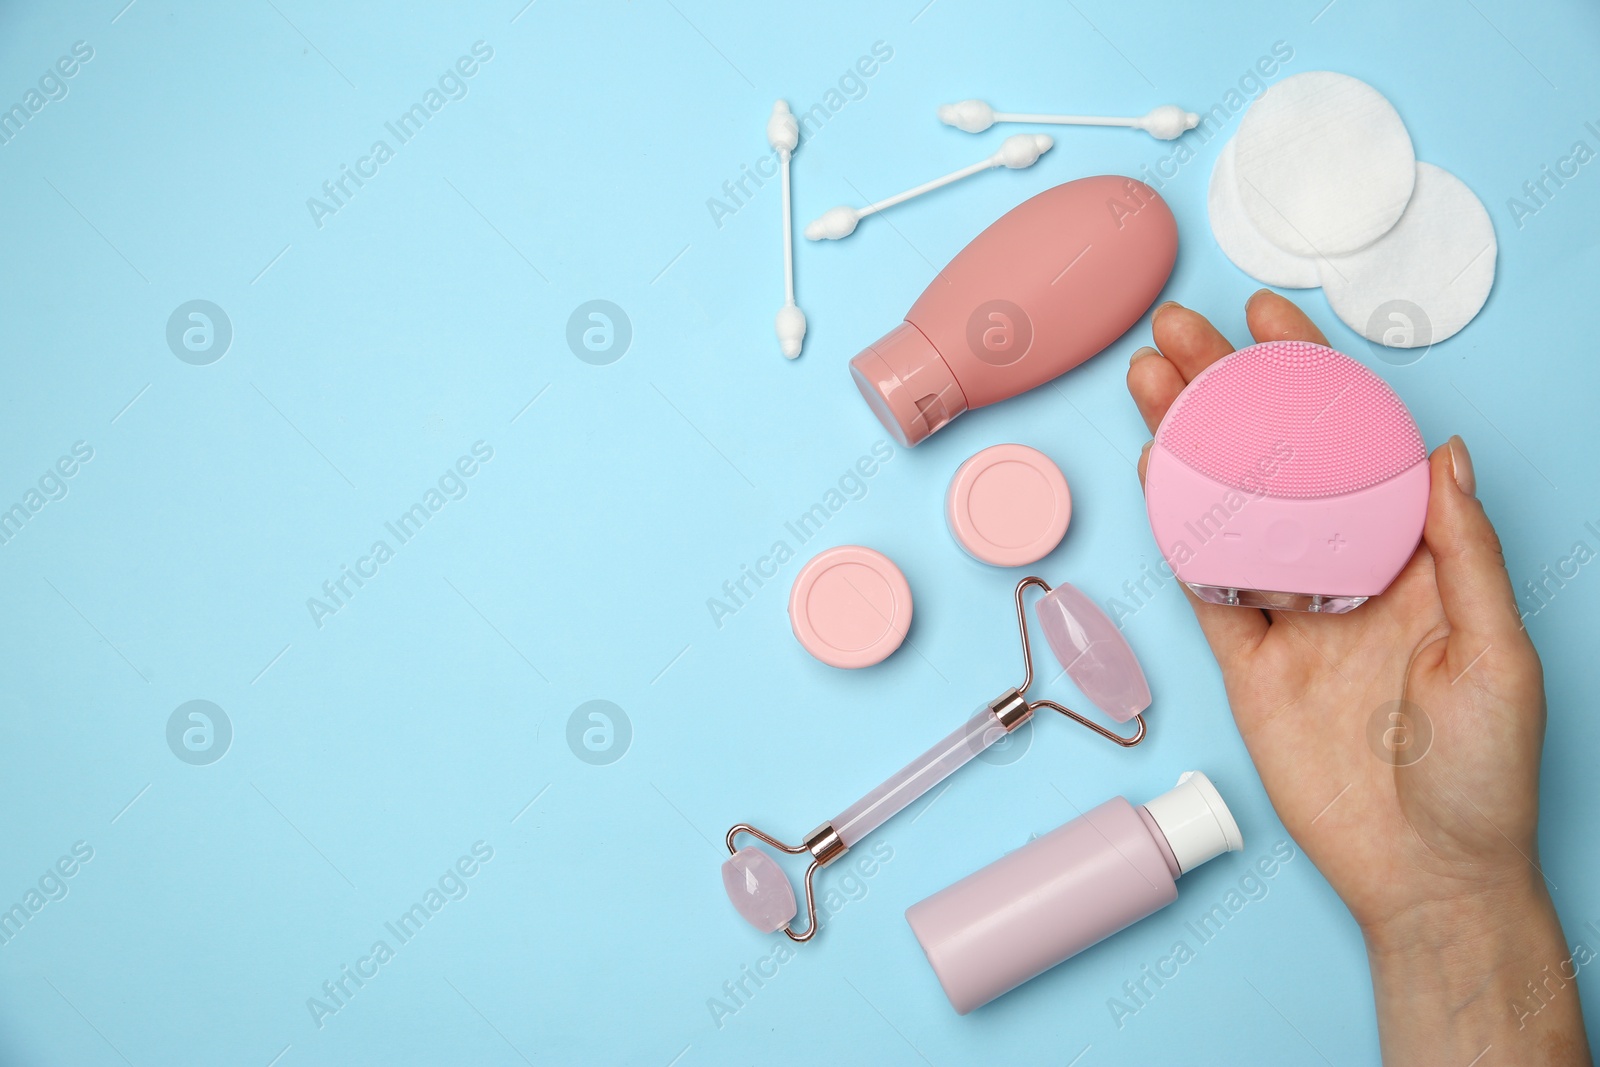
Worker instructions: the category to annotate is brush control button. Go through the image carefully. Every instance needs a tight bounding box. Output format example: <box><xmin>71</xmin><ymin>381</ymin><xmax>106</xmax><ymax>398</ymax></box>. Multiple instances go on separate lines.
<box><xmin>1265</xmin><ymin>519</ymin><xmax>1309</xmax><ymax>563</ymax></box>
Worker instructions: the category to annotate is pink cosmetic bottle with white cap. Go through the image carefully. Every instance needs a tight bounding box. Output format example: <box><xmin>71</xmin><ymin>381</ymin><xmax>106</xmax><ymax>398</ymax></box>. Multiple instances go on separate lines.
<box><xmin>905</xmin><ymin>771</ymin><xmax>1242</xmax><ymax>1014</ymax></box>
<box><xmin>851</xmin><ymin>175</ymin><xmax>1178</xmax><ymax>446</ymax></box>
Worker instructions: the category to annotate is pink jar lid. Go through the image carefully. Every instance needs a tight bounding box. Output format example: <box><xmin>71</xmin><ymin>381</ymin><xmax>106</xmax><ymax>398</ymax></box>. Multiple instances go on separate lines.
<box><xmin>945</xmin><ymin>444</ymin><xmax>1072</xmax><ymax>567</ymax></box>
<box><xmin>788</xmin><ymin>545</ymin><xmax>913</xmax><ymax>669</ymax></box>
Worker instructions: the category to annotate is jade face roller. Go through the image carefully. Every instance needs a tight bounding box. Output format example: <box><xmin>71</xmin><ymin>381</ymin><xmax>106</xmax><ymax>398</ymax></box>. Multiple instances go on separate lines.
<box><xmin>722</xmin><ymin>576</ymin><xmax>1151</xmax><ymax>942</ymax></box>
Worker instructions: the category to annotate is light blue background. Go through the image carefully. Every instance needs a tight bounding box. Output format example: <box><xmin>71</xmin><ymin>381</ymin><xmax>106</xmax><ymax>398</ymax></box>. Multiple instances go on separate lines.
<box><xmin>1</xmin><ymin>1</ymin><xmax>1597</xmax><ymax>1063</ymax></box>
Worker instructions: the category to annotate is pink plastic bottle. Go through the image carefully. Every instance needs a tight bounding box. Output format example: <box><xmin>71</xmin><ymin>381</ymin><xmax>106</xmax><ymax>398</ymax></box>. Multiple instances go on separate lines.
<box><xmin>851</xmin><ymin>175</ymin><xmax>1178</xmax><ymax>446</ymax></box>
<box><xmin>905</xmin><ymin>771</ymin><xmax>1242</xmax><ymax>1014</ymax></box>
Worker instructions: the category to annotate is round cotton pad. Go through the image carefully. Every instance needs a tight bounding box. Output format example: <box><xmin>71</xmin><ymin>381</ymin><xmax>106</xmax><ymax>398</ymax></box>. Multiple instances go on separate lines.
<box><xmin>1234</xmin><ymin>71</ymin><xmax>1415</xmax><ymax>257</ymax></box>
<box><xmin>788</xmin><ymin>545</ymin><xmax>913</xmax><ymax>669</ymax></box>
<box><xmin>1319</xmin><ymin>162</ymin><xmax>1496</xmax><ymax>349</ymax></box>
<box><xmin>1208</xmin><ymin>139</ymin><xmax>1320</xmax><ymax>288</ymax></box>
<box><xmin>945</xmin><ymin>444</ymin><xmax>1071</xmax><ymax>567</ymax></box>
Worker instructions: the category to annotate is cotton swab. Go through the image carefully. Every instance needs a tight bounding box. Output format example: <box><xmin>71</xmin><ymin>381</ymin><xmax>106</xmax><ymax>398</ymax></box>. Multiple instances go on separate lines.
<box><xmin>768</xmin><ymin>101</ymin><xmax>807</xmax><ymax>359</ymax></box>
<box><xmin>805</xmin><ymin>133</ymin><xmax>1053</xmax><ymax>242</ymax></box>
<box><xmin>938</xmin><ymin>100</ymin><xmax>1199</xmax><ymax>141</ymax></box>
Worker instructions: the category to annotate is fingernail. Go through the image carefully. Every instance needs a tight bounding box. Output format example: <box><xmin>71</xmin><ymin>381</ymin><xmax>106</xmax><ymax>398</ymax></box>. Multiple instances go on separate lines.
<box><xmin>1448</xmin><ymin>435</ymin><xmax>1476</xmax><ymax>497</ymax></box>
<box><xmin>1129</xmin><ymin>346</ymin><xmax>1160</xmax><ymax>366</ymax></box>
<box><xmin>1246</xmin><ymin>288</ymin><xmax>1273</xmax><ymax>311</ymax></box>
<box><xmin>1153</xmin><ymin>300</ymin><xmax>1181</xmax><ymax>321</ymax></box>
<box><xmin>1140</xmin><ymin>440</ymin><xmax>1153</xmax><ymax>460</ymax></box>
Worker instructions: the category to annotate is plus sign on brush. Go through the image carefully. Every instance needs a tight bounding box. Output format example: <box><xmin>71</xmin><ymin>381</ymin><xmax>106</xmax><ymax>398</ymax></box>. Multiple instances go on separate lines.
<box><xmin>1143</xmin><ymin>340</ymin><xmax>1429</xmax><ymax>614</ymax></box>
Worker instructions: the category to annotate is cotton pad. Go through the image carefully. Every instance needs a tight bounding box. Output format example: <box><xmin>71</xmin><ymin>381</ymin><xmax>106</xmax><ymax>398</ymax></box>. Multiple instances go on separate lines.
<box><xmin>1208</xmin><ymin>139</ymin><xmax>1320</xmax><ymax>289</ymax></box>
<box><xmin>1234</xmin><ymin>72</ymin><xmax>1415</xmax><ymax>257</ymax></box>
<box><xmin>1319</xmin><ymin>162</ymin><xmax>1496</xmax><ymax>348</ymax></box>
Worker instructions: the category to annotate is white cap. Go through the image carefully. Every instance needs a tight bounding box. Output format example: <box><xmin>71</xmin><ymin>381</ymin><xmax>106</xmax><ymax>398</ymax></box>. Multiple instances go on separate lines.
<box><xmin>1141</xmin><ymin>771</ymin><xmax>1244</xmax><ymax>875</ymax></box>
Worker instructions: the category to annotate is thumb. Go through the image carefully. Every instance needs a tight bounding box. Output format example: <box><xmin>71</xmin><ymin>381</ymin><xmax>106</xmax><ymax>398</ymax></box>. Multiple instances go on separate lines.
<box><xmin>1423</xmin><ymin>436</ymin><xmax>1528</xmax><ymax>652</ymax></box>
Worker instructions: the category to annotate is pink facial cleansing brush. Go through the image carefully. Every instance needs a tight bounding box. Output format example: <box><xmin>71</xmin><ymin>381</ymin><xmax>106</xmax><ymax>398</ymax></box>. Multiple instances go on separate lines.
<box><xmin>1144</xmin><ymin>340</ymin><xmax>1429</xmax><ymax>613</ymax></box>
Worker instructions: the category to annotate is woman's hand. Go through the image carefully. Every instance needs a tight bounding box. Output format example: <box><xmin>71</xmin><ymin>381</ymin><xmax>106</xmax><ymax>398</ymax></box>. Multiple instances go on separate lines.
<box><xmin>1126</xmin><ymin>291</ymin><xmax>1590</xmax><ymax>1065</ymax></box>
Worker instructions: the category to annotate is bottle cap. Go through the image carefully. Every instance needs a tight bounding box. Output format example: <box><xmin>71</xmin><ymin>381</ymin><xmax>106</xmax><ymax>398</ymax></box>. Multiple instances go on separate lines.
<box><xmin>788</xmin><ymin>545</ymin><xmax>913</xmax><ymax>669</ymax></box>
<box><xmin>850</xmin><ymin>322</ymin><xmax>969</xmax><ymax>447</ymax></box>
<box><xmin>1141</xmin><ymin>771</ymin><xmax>1244</xmax><ymax>874</ymax></box>
<box><xmin>945</xmin><ymin>444</ymin><xmax>1071</xmax><ymax>567</ymax></box>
